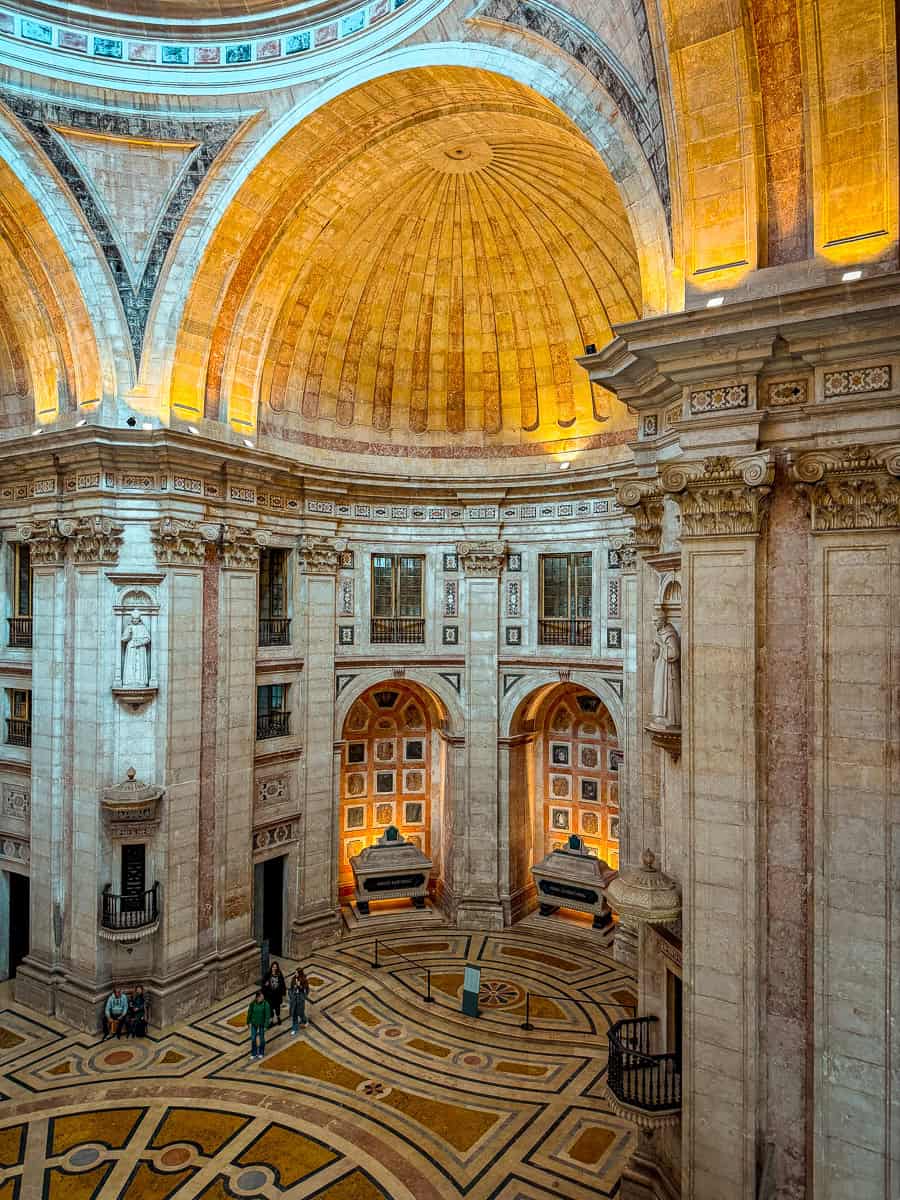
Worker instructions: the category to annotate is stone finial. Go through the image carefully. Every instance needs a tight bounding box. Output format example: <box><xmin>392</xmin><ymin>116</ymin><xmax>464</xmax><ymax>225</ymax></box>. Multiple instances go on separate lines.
<box><xmin>605</xmin><ymin>848</ymin><xmax>681</xmax><ymax>924</ymax></box>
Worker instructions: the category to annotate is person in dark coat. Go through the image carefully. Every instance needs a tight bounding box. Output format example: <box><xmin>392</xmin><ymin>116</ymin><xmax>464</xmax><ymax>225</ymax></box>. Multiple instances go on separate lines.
<box><xmin>262</xmin><ymin>962</ymin><xmax>286</xmax><ymax>1025</ymax></box>
<box><xmin>127</xmin><ymin>985</ymin><xmax>148</xmax><ymax>1037</ymax></box>
<box><xmin>288</xmin><ymin>969</ymin><xmax>311</xmax><ymax>1034</ymax></box>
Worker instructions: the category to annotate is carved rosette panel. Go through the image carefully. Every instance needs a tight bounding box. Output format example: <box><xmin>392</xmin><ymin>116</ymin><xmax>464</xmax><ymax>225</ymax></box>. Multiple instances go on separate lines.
<box><xmin>69</xmin><ymin>516</ymin><xmax>124</xmax><ymax>564</ymax></box>
<box><xmin>17</xmin><ymin>519</ymin><xmax>70</xmax><ymax>565</ymax></box>
<box><xmin>150</xmin><ymin>517</ymin><xmax>207</xmax><ymax>566</ymax></box>
<box><xmin>457</xmin><ymin>540</ymin><xmax>508</xmax><ymax>576</ymax></box>
<box><xmin>789</xmin><ymin>443</ymin><xmax>900</xmax><ymax>531</ymax></box>
<box><xmin>661</xmin><ymin>453</ymin><xmax>774</xmax><ymax>537</ymax></box>
<box><xmin>616</xmin><ymin>483</ymin><xmax>664</xmax><ymax>553</ymax></box>
<box><xmin>298</xmin><ymin>535</ymin><xmax>342</xmax><ymax>575</ymax></box>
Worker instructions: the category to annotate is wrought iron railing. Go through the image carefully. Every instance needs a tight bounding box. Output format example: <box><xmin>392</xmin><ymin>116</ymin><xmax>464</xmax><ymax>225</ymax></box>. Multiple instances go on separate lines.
<box><xmin>370</xmin><ymin>617</ymin><xmax>425</xmax><ymax>644</ymax></box>
<box><xmin>538</xmin><ymin>617</ymin><xmax>591</xmax><ymax>647</ymax></box>
<box><xmin>258</xmin><ymin>617</ymin><xmax>291</xmax><ymax>647</ymax></box>
<box><xmin>256</xmin><ymin>710</ymin><xmax>291</xmax><ymax>740</ymax></box>
<box><xmin>607</xmin><ymin>1016</ymin><xmax>681</xmax><ymax>1113</ymax></box>
<box><xmin>101</xmin><ymin>882</ymin><xmax>160</xmax><ymax>932</ymax></box>
<box><xmin>6</xmin><ymin>718</ymin><xmax>31</xmax><ymax>747</ymax></box>
<box><xmin>7</xmin><ymin>617</ymin><xmax>32</xmax><ymax>648</ymax></box>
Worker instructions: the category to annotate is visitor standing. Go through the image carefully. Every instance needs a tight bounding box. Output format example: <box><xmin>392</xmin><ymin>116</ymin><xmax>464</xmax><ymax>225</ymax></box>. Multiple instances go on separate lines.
<box><xmin>262</xmin><ymin>962</ymin><xmax>286</xmax><ymax>1025</ymax></box>
<box><xmin>127</xmin><ymin>985</ymin><xmax>148</xmax><ymax>1037</ymax></box>
<box><xmin>247</xmin><ymin>990</ymin><xmax>271</xmax><ymax>1060</ymax></box>
<box><xmin>288</xmin><ymin>969</ymin><xmax>311</xmax><ymax>1034</ymax></box>
<box><xmin>102</xmin><ymin>987</ymin><xmax>129</xmax><ymax>1039</ymax></box>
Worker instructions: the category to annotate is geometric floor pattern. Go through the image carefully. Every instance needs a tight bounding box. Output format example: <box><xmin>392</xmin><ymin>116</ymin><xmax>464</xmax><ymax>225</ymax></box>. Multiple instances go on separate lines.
<box><xmin>0</xmin><ymin>923</ymin><xmax>637</xmax><ymax>1198</ymax></box>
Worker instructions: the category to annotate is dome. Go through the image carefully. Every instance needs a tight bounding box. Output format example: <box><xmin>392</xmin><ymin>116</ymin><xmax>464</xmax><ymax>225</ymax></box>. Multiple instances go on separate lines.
<box><xmin>605</xmin><ymin>849</ymin><xmax>681</xmax><ymax>925</ymax></box>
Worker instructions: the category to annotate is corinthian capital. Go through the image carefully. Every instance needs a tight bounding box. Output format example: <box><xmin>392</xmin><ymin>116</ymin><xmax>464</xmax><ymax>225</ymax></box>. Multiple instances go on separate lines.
<box><xmin>17</xmin><ymin>519</ymin><xmax>69</xmax><ymax>565</ymax></box>
<box><xmin>68</xmin><ymin>516</ymin><xmax>124</xmax><ymax>564</ymax></box>
<box><xmin>457</xmin><ymin>540</ymin><xmax>508</xmax><ymax>577</ymax></box>
<box><xmin>150</xmin><ymin>517</ymin><xmax>207</xmax><ymax>567</ymax></box>
<box><xmin>661</xmin><ymin>453</ymin><xmax>774</xmax><ymax>538</ymax></box>
<box><xmin>297</xmin><ymin>534</ymin><xmax>342</xmax><ymax>575</ymax></box>
<box><xmin>220</xmin><ymin>525</ymin><xmax>270</xmax><ymax>570</ymax></box>
<box><xmin>616</xmin><ymin>481</ymin><xmax>664</xmax><ymax>553</ymax></box>
<box><xmin>789</xmin><ymin>443</ymin><xmax>900</xmax><ymax>531</ymax></box>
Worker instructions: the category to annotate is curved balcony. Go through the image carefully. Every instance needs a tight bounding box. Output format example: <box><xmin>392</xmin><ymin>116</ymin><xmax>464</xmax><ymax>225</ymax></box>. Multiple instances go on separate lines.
<box><xmin>99</xmin><ymin>882</ymin><xmax>160</xmax><ymax>943</ymax></box>
<box><xmin>607</xmin><ymin>1016</ymin><xmax>681</xmax><ymax>1128</ymax></box>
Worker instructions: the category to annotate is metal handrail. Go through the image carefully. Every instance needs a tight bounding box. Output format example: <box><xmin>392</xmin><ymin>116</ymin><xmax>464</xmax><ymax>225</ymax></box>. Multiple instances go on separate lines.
<box><xmin>370</xmin><ymin>617</ymin><xmax>425</xmax><ymax>644</ymax></box>
<box><xmin>7</xmin><ymin>616</ymin><xmax>32</xmax><ymax>648</ymax></box>
<box><xmin>607</xmin><ymin>1015</ymin><xmax>681</xmax><ymax>1112</ymax></box>
<box><xmin>519</xmin><ymin>986</ymin><xmax>635</xmax><ymax>1031</ymax></box>
<box><xmin>371</xmin><ymin>938</ymin><xmax>435</xmax><ymax>1003</ymax></box>
<box><xmin>5</xmin><ymin>717</ymin><xmax>31</xmax><ymax>747</ymax></box>
<box><xmin>259</xmin><ymin>617</ymin><xmax>291</xmax><ymax>646</ymax></box>
<box><xmin>101</xmin><ymin>882</ymin><xmax>160</xmax><ymax>932</ymax></box>
<box><xmin>256</xmin><ymin>710</ymin><xmax>291</xmax><ymax>740</ymax></box>
<box><xmin>538</xmin><ymin>617</ymin><xmax>591</xmax><ymax>647</ymax></box>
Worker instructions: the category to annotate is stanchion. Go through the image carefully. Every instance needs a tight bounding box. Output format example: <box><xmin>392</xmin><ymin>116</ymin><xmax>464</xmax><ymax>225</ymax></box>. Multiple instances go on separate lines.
<box><xmin>372</xmin><ymin>939</ymin><xmax>381</xmax><ymax>969</ymax></box>
<box><xmin>520</xmin><ymin>991</ymin><xmax>534</xmax><ymax>1031</ymax></box>
<box><xmin>425</xmin><ymin>967</ymin><xmax>434</xmax><ymax>1003</ymax></box>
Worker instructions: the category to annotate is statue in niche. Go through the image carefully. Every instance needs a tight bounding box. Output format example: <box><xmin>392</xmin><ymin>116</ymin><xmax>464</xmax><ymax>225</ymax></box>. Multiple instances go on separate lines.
<box><xmin>650</xmin><ymin>613</ymin><xmax>681</xmax><ymax>728</ymax></box>
<box><xmin>121</xmin><ymin>610</ymin><xmax>152</xmax><ymax>687</ymax></box>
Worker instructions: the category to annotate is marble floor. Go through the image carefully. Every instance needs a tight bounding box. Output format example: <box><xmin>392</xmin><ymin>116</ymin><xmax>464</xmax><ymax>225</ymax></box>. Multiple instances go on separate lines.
<box><xmin>0</xmin><ymin>922</ymin><xmax>638</xmax><ymax>1199</ymax></box>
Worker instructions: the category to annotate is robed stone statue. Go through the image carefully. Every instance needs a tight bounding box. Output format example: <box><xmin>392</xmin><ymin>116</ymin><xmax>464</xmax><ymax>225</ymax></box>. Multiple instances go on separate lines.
<box><xmin>650</xmin><ymin>614</ymin><xmax>680</xmax><ymax>728</ymax></box>
<box><xmin>121</xmin><ymin>611</ymin><xmax>151</xmax><ymax>687</ymax></box>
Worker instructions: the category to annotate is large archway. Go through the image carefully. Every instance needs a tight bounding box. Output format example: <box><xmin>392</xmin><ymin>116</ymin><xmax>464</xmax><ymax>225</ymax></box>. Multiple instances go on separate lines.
<box><xmin>337</xmin><ymin>680</ymin><xmax>449</xmax><ymax>904</ymax></box>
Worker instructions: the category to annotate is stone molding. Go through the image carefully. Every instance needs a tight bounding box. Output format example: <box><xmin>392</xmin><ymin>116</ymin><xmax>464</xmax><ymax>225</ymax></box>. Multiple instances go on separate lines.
<box><xmin>150</xmin><ymin>517</ymin><xmax>208</xmax><ymax>566</ymax></box>
<box><xmin>69</xmin><ymin>516</ymin><xmax>124</xmax><ymax>564</ymax></box>
<box><xmin>17</xmin><ymin>518</ymin><xmax>71</xmax><ymax>565</ymax></box>
<box><xmin>661</xmin><ymin>453</ymin><xmax>774</xmax><ymax>537</ymax></box>
<box><xmin>615</xmin><ymin>483</ymin><xmax>664</xmax><ymax>553</ymax></box>
<box><xmin>457</xmin><ymin>540</ymin><xmax>508</xmax><ymax>577</ymax></box>
<box><xmin>297</xmin><ymin>534</ymin><xmax>343</xmax><ymax>575</ymax></box>
<box><xmin>789</xmin><ymin>443</ymin><xmax>900</xmax><ymax>531</ymax></box>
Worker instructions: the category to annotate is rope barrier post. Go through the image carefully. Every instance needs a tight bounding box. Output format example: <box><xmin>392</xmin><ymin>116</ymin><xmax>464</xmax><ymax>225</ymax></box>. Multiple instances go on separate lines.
<box><xmin>520</xmin><ymin>990</ymin><xmax>534</xmax><ymax>1031</ymax></box>
<box><xmin>372</xmin><ymin>939</ymin><xmax>380</xmax><ymax>969</ymax></box>
<box><xmin>425</xmin><ymin>968</ymin><xmax>434</xmax><ymax>1003</ymax></box>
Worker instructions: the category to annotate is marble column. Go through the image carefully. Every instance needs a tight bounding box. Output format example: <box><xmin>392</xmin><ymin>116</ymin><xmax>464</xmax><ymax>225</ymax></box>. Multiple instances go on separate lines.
<box><xmin>290</xmin><ymin>534</ymin><xmax>341</xmax><ymax>952</ymax></box>
<box><xmin>662</xmin><ymin>453</ymin><xmax>774</xmax><ymax>1200</ymax></box>
<box><xmin>453</xmin><ymin>540</ymin><xmax>507</xmax><ymax>929</ymax></box>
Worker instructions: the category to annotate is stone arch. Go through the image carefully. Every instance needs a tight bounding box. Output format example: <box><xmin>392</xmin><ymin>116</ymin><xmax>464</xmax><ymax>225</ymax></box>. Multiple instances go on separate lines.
<box><xmin>500</xmin><ymin>668</ymin><xmax>624</xmax><ymax>740</ymax></box>
<box><xmin>335</xmin><ymin>669</ymin><xmax>465</xmax><ymax>740</ymax></box>
<box><xmin>156</xmin><ymin>40</ymin><xmax>675</xmax><ymax>425</ymax></box>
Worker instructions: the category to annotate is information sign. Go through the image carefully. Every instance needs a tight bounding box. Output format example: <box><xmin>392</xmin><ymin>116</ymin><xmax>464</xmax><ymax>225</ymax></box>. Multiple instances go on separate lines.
<box><xmin>461</xmin><ymin>965</ymin><xmax>481</xmax><ymax>1017</ymax></box>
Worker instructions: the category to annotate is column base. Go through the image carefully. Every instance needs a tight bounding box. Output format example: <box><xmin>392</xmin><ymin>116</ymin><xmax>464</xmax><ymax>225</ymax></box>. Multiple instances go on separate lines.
<box><xmin>288</xmin><ymin>907</ymin><xmax>342</xmax><ymax>958</ymax></box>
<box><xmin>504</xmin><ymin>883</ymin><xmax>536</xmax><ymax>926</ymax></box>
<box><xmin>453</xmin><ymin>898</ymin><xmax>506</xmax><ymax>931</ymax></box>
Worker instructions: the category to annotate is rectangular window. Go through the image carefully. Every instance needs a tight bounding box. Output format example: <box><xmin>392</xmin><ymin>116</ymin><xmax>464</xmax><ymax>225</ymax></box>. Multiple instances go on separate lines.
<box><xmin>6</xmin><ymin>688</ymin><xmax>31</xmax><ymax>747</ymax></box>
<box><xmin>256</xmin><ymin>684</ymin><xmax>290</xmax><ymax>740</ymax></box>
<box><xmin>8</xmin><ymin>544</ymin><xmax>32</xmax><ymax>648</ymax></box>
<box><xmin>259</xmin><ymin>548</ymin><xmax>291</xmax><ymax>646</ymax></box>
<box><xmin>539</xmin><ymin>553</ymin><xmax>592</xmax><ymax>646</ymax></box>
<box><xmin>371</xmin><ymin>554</ymin><xmax>425</xmax><ymax>643</ymax></box>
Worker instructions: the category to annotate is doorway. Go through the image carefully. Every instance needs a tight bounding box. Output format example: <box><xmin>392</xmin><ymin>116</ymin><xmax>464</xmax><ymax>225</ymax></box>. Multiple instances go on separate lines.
<box><xmin>254</xmin><ymin>856</ymin><xmax>284</xmax><ymax>957</ymax></box>
<box><xmin>9</xmin><ymin>872</ymin><xmax>29</xmax><ymax>977</ymax></box>
<box><xmin>121</xmin><ymin>844</ymin><xmax>146</xmax><ymax>914</ymax></box>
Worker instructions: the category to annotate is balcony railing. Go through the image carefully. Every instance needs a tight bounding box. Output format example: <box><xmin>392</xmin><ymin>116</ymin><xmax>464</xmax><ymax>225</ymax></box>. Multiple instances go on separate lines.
<box><xmin>101</xmin><ymin>882</ymin><xmax>160</xmax><ymax>933</ymax></box>
<box><xmin>257</xmin><ymin>710</ymin><xmax>291</xmax><ymax>740</ymax></box>
<box><xmin>6</xmin><ymin>718</ymin><xmax>31</xmax><ymax>747</ymax></box>
<box><xmin>7</xmin><ymin>617</ymin><xmax>32</xmax><ymax>648</ymax></box>
<box><xmin>538</xmin><ymin>617</ymin><xmax>591</xmax><ymax>647</ymax></box>
<box><xmin>607</xmin><ymin>1016</ymin><xmax>681</xmax><ymax>1114</ymax></box>
<box><xmin>259</xmin><ymin>617</ymin><xmax>291</xmax><ymax>647</ymax></box>
<box><xmin>370</xmin><ymin>617</ymin><xmax>425</xmax><ymax>644</ymax></box>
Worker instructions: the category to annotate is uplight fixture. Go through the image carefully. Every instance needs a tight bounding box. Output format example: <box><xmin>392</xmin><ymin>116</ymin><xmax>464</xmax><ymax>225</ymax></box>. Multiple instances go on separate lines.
<box><xmin>842</xmin><ymin>269</ymin><xmax>862</xmax><ymax>282</ymax></box>
<box><xmin>31</xmin><ymin>427</ymin><xmax>42</xmax><ymax>436</ymax></box>
<box><xmin>706</xmin><ymin>296</ymin><xmax>725</xmax><ymax>308</ymax></box>
<box><xmin>188</xmin><ymin>425</ymin><xmax>200</xmax><ymax>435</ymax></box>
<box><xmin>243</xmin><ymin>439</ymin><xmax>254</xmax><ymax>448</ymax></box>
<box><xmin>142</xmin><ymin>423</ymin><xmax>154</xmax><ymax>431</ymax></box>
<box><xmin>76</xmin><ymin>418</ymin><xmax>87</xmax><ymax>427</ymax></box>
<box><xmin>559</xmin><ymin>461</ymin><xmax>570</xmax><ymax>470</ymax></box>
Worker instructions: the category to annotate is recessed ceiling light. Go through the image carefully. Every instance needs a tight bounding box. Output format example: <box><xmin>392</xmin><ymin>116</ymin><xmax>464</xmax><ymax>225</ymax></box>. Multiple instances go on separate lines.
<box><xmin>188</xmin><ymin>425</ymin><xmax>200</xmax><ymax>435</ymax></box>
<box><xmin>842</xmin><ymin>269</ymin><xmax>862</xmax><ymax>282</ymax></box>
<box><xmin>706</xmin><ymin>296</ymin><xmax>725</xmax><ymax>308</ymax></box>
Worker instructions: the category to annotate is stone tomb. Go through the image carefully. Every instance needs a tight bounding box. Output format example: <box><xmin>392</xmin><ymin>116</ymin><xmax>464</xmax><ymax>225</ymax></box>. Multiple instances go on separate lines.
<box><xmin>350</xmin><ymin>826</ymin><xmax>433</xmax><ymax>914</ymax></box>
<box><xmin>531</xmin><ymin>835</ymin><xmax>617</xmax><ymax>929</ymax></box>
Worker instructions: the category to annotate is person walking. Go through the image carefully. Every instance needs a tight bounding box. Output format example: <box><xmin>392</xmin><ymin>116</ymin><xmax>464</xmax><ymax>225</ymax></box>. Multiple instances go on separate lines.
<box><xmin>127</xmin><ymin>985</ymin><xmax>148</xmax><ymax>1038</ymax></box>
<box><xmin>247</xmin><ymin>990</ymin><xmax>271</xmax><ymax>1060</ymax></box>
<box><xmin>262</xmin><ymin>962</ymin><xmax>286</xmax><ymax>1026</ymax></box>
<box><xmin>288</xmin><ymin>969</ymin><xmax>311</xmax><ymax>1034</ymax></box>
<box><xmin>102</xmin><ymin>987</ymin><xmax>129</xmax><ymax>1039</ymax></box>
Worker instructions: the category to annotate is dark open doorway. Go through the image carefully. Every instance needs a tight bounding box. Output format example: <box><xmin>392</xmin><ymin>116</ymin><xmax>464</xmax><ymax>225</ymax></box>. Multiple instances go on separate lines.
<box><xmin>255</xmin><ymin>855</ymin><xmax>284</xmax><ymax>958</ymax></box>
<box><xmin>9</xmin><ymin>872</ymin><xmax>29</xmax><ymax>977</ymax></box>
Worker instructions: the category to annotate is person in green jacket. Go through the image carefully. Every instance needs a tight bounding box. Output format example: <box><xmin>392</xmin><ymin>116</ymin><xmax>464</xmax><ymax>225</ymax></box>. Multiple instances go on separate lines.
<box><xmin>247</xmin><ymin>990</ymin><xmax>272</xmax><ymax>1060</ymax></box>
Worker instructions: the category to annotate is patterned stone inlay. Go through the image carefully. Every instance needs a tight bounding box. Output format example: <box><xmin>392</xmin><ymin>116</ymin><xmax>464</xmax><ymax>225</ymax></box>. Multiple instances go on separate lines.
<box><xmin>823</xmin><ymin>365</ymin><xmax>891</xmax><ymax>398</ymax></box>
<box><xmin>766</xmin><ymin>378</ymin><xmax>808</xmax><ymax>407</ymax></box>
<box><xmin>689</xmin><ymin>383</ymin><xmax>750</xmax><ymax>414</ymax></box>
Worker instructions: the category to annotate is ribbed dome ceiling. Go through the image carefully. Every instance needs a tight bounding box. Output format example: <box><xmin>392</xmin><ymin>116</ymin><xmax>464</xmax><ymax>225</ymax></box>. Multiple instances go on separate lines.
<box><xmin>256</xmin><ymin>94</ymin><xmax>642</xmax><ymax>453</ymax></box>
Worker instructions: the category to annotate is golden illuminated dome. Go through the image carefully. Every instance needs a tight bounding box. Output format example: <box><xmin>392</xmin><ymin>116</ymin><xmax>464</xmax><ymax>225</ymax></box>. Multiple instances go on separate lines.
<box><xmin>185</xmin><ymin>68</ymin><xmax>643</xmax><ymax>460</ymax></box>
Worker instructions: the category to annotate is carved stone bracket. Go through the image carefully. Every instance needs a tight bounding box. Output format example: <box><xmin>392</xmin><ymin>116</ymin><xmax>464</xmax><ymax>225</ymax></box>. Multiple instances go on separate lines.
<box><xmin>298</xmin><ymin>534</ymin><xmax>343</xmax><ymax>575</ymax></box>
<box><xmin>150</xmin><ymin>517</ymin><xmax>208</xmax><ymax>566</ymax></box>
<box><xmin>646</xmin><ymin>721</ymin><xmax>682</xmax><ymax>762</ymax></box>
<box><xmin>69</xmin><ymin>516</ymin><xmax>124</xmax><ymax>564</ymax></box>
<box><xmin>17</xmin><ymin>518</ymin><xmax>71</xmax><ymax>565</ymax></box>
<box><xmin>616</xmin><ymin>482</ymin><xmax>664</xmax><ymax>553</ymax></box>
<box><xmin>661</xmin><ymin>453</ymin><xmax>774</xmax><ymax>537</ymax></box>
<box><xmin>789</xmin><ymin>443</ymin><xmax>900</xmax><ymax>531</ymax></box>
<box><xmin>457</xmin><ymin>540</ymin><xmax>508</xmax><ymax>576</ymax></box>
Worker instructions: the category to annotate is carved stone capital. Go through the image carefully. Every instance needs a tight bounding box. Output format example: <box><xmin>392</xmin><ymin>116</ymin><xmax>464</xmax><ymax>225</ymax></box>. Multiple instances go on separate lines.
<box><xmin>457</xmin><ymin>540</ymin><xmax>508</xmax><ymax>577</ymax></box>
<box><xmin>220</xmin><ymin>525</ymin><xmax>270</xmax><ymax>570</ymax></box>
<box><xmin>616</xmin><ymin>481</ymin><xmax>663</xmax><ymax>553</ymax></box>
<box><xmin>150</xmin><ymin>517</ymin><xmax>207</xmax><ymax>567</ymax></box>
<box><xmin>297</xmin><ymin>534</ymin><xmax>342</xmax><ymax>575</ymax></box>
<box><xmin>69</xmin><ymin>516</ymin><xmax>124</xmax><ymax>564</ymax></box>
<box><xmin>789</xmin><ymin>443</ymin><xmax>900</xmax><ymax>531</ymax></box>
<box><xmin>661</xmin><ymin>453</ymin><xmax>774</xmax><ymax>537</ymax></box>
<box><xmin>610</xmin><ymin>532</ymin><xmax>637</xmax><ymax>571</ymax></box>
<box><xmin>17</xmin><ymin>519</ymin><xmax>69</xmax><ymax>565</ymax></box>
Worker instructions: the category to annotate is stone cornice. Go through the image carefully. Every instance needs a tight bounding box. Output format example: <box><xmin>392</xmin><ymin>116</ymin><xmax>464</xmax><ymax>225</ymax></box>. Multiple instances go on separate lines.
<box><xmin>789</xmin><ymin>443</ymin><xmax>900</xmax><ymax>531</ymax></box>
<box><xmin>661</xmin><ymin>453</ymin><xmax>774</xmax><ymax>537</ymax></box>
<box><xmin>457</xmin><ymin>540</ymin><xmax>508</xmax><ymax>577</ymax></box>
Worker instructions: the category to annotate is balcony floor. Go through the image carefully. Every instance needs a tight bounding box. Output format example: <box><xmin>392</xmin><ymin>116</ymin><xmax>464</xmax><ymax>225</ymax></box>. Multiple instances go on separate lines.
<box><xmin>0</xmin><ymin>924</ymin><xmax>637</xmax><ymax>1198</ymax></box>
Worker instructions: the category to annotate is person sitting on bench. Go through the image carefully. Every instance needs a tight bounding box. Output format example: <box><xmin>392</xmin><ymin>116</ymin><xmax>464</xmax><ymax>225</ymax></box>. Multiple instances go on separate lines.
<box><xmin>102</xmin><ymin>987</ymin><xmax>129</xmax><ymax>1039</ymax></box>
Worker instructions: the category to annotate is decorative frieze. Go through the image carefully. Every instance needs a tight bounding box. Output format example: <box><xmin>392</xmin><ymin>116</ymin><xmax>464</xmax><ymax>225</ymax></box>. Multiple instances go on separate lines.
<box><xmin>150</xmin><ymin>517</ymin><xmax>208</xmax><ymax>567</ymax></box>
<box><xmin>253</xmin><ymin>820</ymin><xmax>299</xmax><ymax>855</ymax></box>
<box><xmin>298</xmin><ymin>534</ymin><xmax>342</xmax><ymax>575</ymax></box>
<box><xmin>661</xmin><ymin>453</ymin><xmax>774</xmax><ymax>537</ymax></box>
<box><xmin>790</xmin><ymin>443</ymin><xmax>900</xmax><ymax>531</ymax></box>
<box><xmin>0</xmin><ymin>834</ymin><xmax>29</xmax><ymax>866</ymax></box>
<box><xmin>17</xmin><ymin>518</ymin><xmax>70</xmax><ymax>565</ymax></box>
<box><xmin>823</xmin><ymin>365</ymin><xmax>891</xmax><ymax>398</ymax></box>
<box><xmin>69</xmin><ymin>516</ymin><xmax>124</xmax><ymax>564</ymax></box>
<box><xmin>688</xmin><ymin>383</ymin><xmax>750</xmax><ymax>415</ymax></box>
<box><xmin>457</xmin><ymin>540</ymin><xmax>508</xmax><ymax>577</ymax></box>
<box><xmin>766</xmin><ymin>378</ymin><xmax>808</xmax><ymax>407</ymax></box>
<box><xmin>616</xmin><ymin>483</ymin><xmax>664</xmax><ymax>553</ymax></box>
